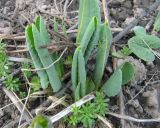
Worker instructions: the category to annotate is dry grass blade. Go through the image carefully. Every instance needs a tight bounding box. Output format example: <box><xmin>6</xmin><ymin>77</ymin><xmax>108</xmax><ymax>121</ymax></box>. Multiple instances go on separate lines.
<box><xmin>108</xmin><ymin>112</ymin><xmax>160</xmax><ymax>123</ymax></box>
<box><xmin>95</xmin><ymin>114</ymin><xmax>113</xmax><ymax>128</ymax></box>
<box><xmin>2</xmin><ymin>87</ymin><xmax>32</xmax><ymax>123</ymax></box>
<box><xmin>50</xmin><ymin>94</ymin><xmax>95</xmax><ymax>123</ymax></box>
<box><xmin>46</xmin><ymin>96</ymin><xmax>67</xmax><ymax>111</ymax></box>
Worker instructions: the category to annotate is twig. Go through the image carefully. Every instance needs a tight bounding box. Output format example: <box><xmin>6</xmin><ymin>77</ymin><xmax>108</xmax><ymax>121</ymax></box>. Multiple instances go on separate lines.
<box><xmin>102</xmin><ymin>0</ymin><xmax>110</xmax><ymax>24</ymax></box>
<box><xmin>7</xmin><ymin>49</ymin><xmax>28</xmax><ymax>53</ymax></box>
<box><xmin>113</xmin><ymin>0</ymin><xmax>160</xmax><ymax>43</ymax></box>
<box><xmin>50</xmin><ymin>93</ymin><xmax>95</xmax><ymax>123</ymax></box>
<box><xmin>63</xmin><ymin>0</ymin><xmax>69</xmax><ymax>17</ymax></box>
<box><xmin>95</xmin><ymin>114</ymin><xmax>113</xmax><ymax>128</ymax></box>
<box><xmin>18</xmin><ymin>87</ymin><xmax>31</xmax><ymax>127</ymax></box>
<box><xmin>8</xmin><ymin>57</ymin><xmax>31</xmax><ymax>63</ymax></box>
<box><xmin>2</xmin><ymin>87</ymin><xmax>32</xmax><ymax>123</ymax></box>
<box><xmin>108</xmin><ymin>112</ymin><xmax>160</xmax><ymax>123</ymax></box>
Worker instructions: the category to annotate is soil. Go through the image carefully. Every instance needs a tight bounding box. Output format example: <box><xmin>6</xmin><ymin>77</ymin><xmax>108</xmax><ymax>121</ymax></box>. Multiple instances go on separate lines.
<box><xmin>0</xmin><ymin>0</ymin><xmax>160</xmax><ymax>128</ymax></box>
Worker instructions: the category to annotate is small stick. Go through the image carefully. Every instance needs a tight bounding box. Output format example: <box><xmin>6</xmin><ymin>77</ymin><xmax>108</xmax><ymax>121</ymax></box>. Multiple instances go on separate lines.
<box><xmin>96</xmin><ymin>114</ymin><xmax>113</xmax><ymax>128</ymax></box>
<box><xmin>102</xmin><ymin>0</ymin><xmax>110</xmax><ymax>24</ymax></box>
<box><xmin>108</xmin><ymin>112</ymin><xmax>160</xmax><ymax>123</ymax></box>
<box><xmin>2</xmin><ymin>87</ymin><xmax>32</xmax><ymax>123</ymax></box>
<box><xmin>50</xmin><ymin>94</ymin><xmax>95</xmax><ymax>123</ymax></box>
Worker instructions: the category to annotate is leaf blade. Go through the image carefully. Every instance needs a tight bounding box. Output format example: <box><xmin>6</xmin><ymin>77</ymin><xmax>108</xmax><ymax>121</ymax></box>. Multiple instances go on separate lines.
<box><xmin>94</xmin><ymin>23</ymin><xmax>112</xmax><ymax>87</ymax></box>
<box><xmin>102</xmin><ymin>69</ymin><xmax>122</xmax><ymax>97</ymax></box>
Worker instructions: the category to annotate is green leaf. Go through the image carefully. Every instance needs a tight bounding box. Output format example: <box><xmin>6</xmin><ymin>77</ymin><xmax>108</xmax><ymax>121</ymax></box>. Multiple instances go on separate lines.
<box><xmin>86</xmin><ymin>78</ymin><xmax>96</xmax><ymax>94</ymax></box>
<box><xmin>32</xmin><ymin>24</ymin><xmax>62</xmax><ymax>92</ymax></box>
<box><xmin>128</xmin><ymin>37</ymin><xmax>155</xmax><ymax>62</ymax></box>
<box><xmin>52</xmin><ymin>54</ymin><xmax>64</xmax><ymax>78</ymax></box>
<box><xmin>77</xmin><ymin>0</ymin><xmax>101</xmax><ymax>44</ymax></box>
<box><xmin>78</xmin><ymin>49</ymin><xmax>86</xmax><ymax>97</ymax></box>
<box><xmin>102</xmin><ymin>69</ymin><xmax>122</xmax><ymax>97</ymax></box>
<box><xmin>74</xmin><ymin>83</ymin><xmax>81</xmax><ymax>101</ymax></box>
<box><xmin>153</xmin><ymin>12</ymin><xmax>160</xmax><ymax>32</ymax></box>
<box><xmin>121</xmin><ymin>62</ymin><xmax>135</xmax><ymax>85</ymax></box>
<box><xmin>84</xmin><ymin>25</ymin><xmax>101</xmax><ymax>62</ymax></box>
<box><xmin>80</xmin><ymin>17</ymin><xmax>98</xmax><ymax>54</ymax></box>
<box><xmin>62</xmin><ymin>17</ymin><xmax>67</xmax><ymax>37</ymax></box>
<box><xmin>53</xmin><ymin>17</ymin><xmax>58</xmax><ymax>32</ymax></box>
<box><xmin>39</xmin><ymin>17</ymin><xmax>51</xmax><ymax>44</ymax></box>
<box><xmin>133</xmin><ymin>26</ymin><xmax>146</xmax><ymax>37</ymax></box>
<box><xmin>29</xmin><ymin>115</ymin><xmax>51</xmax><ymax>128</ymax></box>
<box><xmin>31</xmin><ymin>76</ymin><xmax>41</xmax><ymax>91</ymax></box>
<box><xmin>131</xmin><ymin>33</ymin><xmax>160</xmax><ymax>49</ymax></box>
<box><xmin>25</xmin><ymin>25</ymin><xmax>49</xmax><ymax>89</ymax></box>
<box><xmin>142</xmin><ymin>35</ymin><xmax>160</xmax><ymax>49</ymax></box>
<box><xmin>94</xmin><ymin>23</ymin><xmax>112</xmax><ymax>87</ymax></box>
<box><xmin>112</xmin><ymin>47</ymin><xmax>132</xmax><ymax>58</ymax></box>
<box><xmin>71</xmin><ymin>48</ymin><xmax>79</xmax><ymax>92</ymax></box>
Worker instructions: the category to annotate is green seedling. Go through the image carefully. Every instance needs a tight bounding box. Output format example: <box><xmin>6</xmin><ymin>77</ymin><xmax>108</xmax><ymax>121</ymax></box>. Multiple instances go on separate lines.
<box><xmin>128</xmin><ymin>26</ymin><xmax>160</xmax><ymax>61</ymax></box>
<box><xmin>68</xmin><ymin>92</ymin><xmax>109</xmax><ymax>128</ymax></box>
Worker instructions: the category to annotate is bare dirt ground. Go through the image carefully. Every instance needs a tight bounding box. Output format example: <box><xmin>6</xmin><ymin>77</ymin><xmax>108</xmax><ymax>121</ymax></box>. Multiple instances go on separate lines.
<box><xmin>0</xmin><ymin>0</ymin><xmax>160</xmax><ymax>128</ymax></box>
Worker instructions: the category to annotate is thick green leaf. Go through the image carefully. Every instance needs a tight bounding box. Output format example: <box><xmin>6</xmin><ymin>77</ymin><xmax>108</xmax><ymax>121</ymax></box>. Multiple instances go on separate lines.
<box><xmin>39</xmin><ymin>17</ymin><xmax>51</xmax><ymax>44</ymax></box>
<box><xmin>25</xmin><ymin>25</ymin><xmax>49</xmax><ymax>89</ymax></box>
<box><xmin>53</xmin><ymin>17</ymin><xmax>58</xmax><ymax>32</ymax></box>
<box><xmin>77</xmin><ymin>0</ymin><xmax>101</xmax><ymax>44</ymax></box>
<box><xmin>80</xmin><ymin>17</ymin><xmax>98</xmax><ymax>54</ymax></box>
<box><xmin>142</xmin><ymin>35</ymin><xmax>160</xmax><ymax>49</ymax></box>
<box><xmin>154</xmin><ymin>11</ymin><xmax>160</xmax><ymax>32</ymax></box>
<box><xmin>52</xmin><ymin>54</ymin><xmax>64</xmax><ymax>78</ymax></box>
<box><xmin>128</xmin><ymin>38</ymin><xmax>155</xmax><ymax>62</ymax></box>
<box><xmin>74</xmin><ymin>83</ymin><xmax>81</xmax><ymax>101</ymax></box>
<box><xmin>32</xmin><ymin>24</ymin><xmax>62</xmax><ymax>92</ymax></box>
<box><xmin>84</xmin><ymin>25</ymin><xmax>101</xmax><ymax>62</ymax></box>
<box><xmin>121</xmin><ymin>62</ymin><xmax>135</xmax><ymax>85</ymax></box>
<box><xmin>78</xmin><ymin>49</ymin><xmax>86</xmax><ymax>97</ymax></box>
<box><xmin>71</xmin><ymin>48</ymin><xmax>79</xmax><ymax>92</ymax></box>
<box><xmin>86</xmin><ymin>78</ymin><xmax>96</xmax><ymax>94</ymax></box>
<box><xmin>133</xmin><ymin>26</ymin><xmax>146</xmax><ymax>37</ymax></box>
<box><xmin>94</xmin><ymin>23</ymin><xmax>112</xmax><ymax>87</ymax></box>
<box><xmin>102</xmin><ymin>69</ymin><xmax>122</xmax><ymax>97</ymax></box>
<box><xmin>130</xmin><ymin>35</ymin><xmax>160</xmax><ymax>49</ymax></box>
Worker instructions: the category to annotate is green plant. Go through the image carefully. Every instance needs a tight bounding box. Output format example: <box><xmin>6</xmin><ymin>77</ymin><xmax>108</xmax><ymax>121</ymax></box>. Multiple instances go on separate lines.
<box><xmin>71</xmin><ymin>0</ymin><xmax>134</xmax><ymax>100</ymax></box>
<box><xmin>29</xmin><ymin>115</ymin><xmax>52</xmax><ymax>128</ymax></box>
<box><xmin>68</xmin><ymin>92</ymin><xmax>108</xmax><ymax>128</ymax></box>
<box><xmin>153</xmin><ymin>11</ymin><xmax>160</xmax><ymax>32</ymax></box>
<box><xmin>128</xmin><ymin>26</ymin><xmax>160</xmax><ymax>61</ymax></box>
<box><xmin>112</xmin><ymin>46</ymin><xmax>132</xmax><ymax>58</ymax></box>
<box><xmin>25</xmin><ymin>16</ymin><xmax>62</xmax><ymax>91</ymax></box>
<box><xmin>4</xmin><ymin>76</ymin><xmax>21</xmax><ymax>92</ymax></box>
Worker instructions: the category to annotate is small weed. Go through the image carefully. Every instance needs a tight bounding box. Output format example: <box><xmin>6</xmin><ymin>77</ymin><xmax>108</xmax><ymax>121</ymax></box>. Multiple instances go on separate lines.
<box><xmin>4</xmin><ymin>75</ymin><xmax>21</xmax><ymax>92</ymax></box>
<box><xmin>67</xmin><ymin>92</ymin><xmax>109</xmax><ymax>128</ymax></box>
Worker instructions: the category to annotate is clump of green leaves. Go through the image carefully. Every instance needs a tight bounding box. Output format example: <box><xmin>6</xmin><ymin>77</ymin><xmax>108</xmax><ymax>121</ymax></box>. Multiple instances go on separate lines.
<box><xmin>0</xmin><ymin>40</ymin><xmax>22</xmax><ymax>92</ymax></box>
<box><xmin>112</xmin><ymin>46</ymin><xmax>132</xmax><ymax>58</ymax></box>
<box><xmin>128</xmin><ymin>26</ymin><xmax>160</xmax><ymax>62</ymax></box>
<box><xmin>29</xmin><ymin>115</ymin><xmax>52</xmax><ymax>128</ymax></box>
<box><xmin>71</xmin><ymin>0</ymin><xmax>135</xmax><ymax>100</ymax></box>
<box><xmin>68</xmin><ymin>92</ymin><xmax>108</xmax><ymax>128</ymax></box>
<box><xmin>4</xmin><ymin>76</ymin><xmax>20</xmax><ymax>92</ymax></box>
<box><xmin>25</xmin><ymin>16</ymin><xmax>62</xmax><ymax>92</ymax></box>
